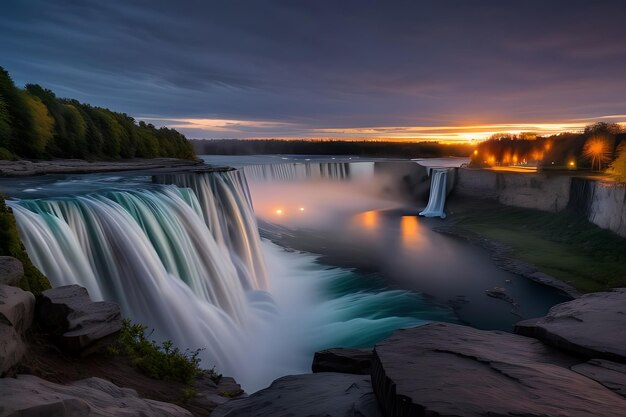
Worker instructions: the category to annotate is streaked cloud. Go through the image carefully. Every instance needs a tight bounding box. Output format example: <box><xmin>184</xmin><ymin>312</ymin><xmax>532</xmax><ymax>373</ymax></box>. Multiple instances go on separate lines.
<box><xmin>2</xmin><ymin>0</ymin><xmax>626</xmax><ymax>140</ymax></box>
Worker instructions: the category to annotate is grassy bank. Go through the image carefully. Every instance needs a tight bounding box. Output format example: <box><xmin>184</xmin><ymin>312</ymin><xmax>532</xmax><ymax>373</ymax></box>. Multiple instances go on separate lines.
<box><xmin>453</xmin><ymin>202</ymin><xmax>626</xmax><ymax>293</ymax></box>
<box><xmin>0</xmin><ymin>197</ymin><xmax>50</xmax><ymax>293</ymax></box>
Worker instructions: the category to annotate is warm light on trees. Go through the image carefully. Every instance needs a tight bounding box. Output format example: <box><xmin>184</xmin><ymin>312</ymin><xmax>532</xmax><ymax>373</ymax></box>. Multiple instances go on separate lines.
<box><xmin>583</xmin><ymin>136</ymin><xmax>612</xmax><ymax>171</ymax></box>
<box><xmin>608</xmin><ymin>144</ymin><xmax>626</xmax><ymax>182</ymax></box>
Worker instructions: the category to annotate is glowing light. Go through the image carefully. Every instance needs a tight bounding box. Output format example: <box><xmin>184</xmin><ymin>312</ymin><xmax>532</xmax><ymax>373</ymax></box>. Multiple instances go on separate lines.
<box><xmin>299</xmin><ymin>207</ymin><xmax>305</xmax><ymax>212</ymax></box>
<box><xmin>275</xmin><ymin>209</ymin><xmax>283</xmax><ymax>215</ymax></box>
<box><xmin>400</xmin><ymin>216</ymin><xmax>423</xmax><ymax>249</ymax></box>
<box><xmin>355</xmin><ymin>210</ymin><xmax>378</xmax><ymax>230</ymax></box>
<box><xmin>569</xmin><ymin>161</ymin><xmax>576</xmax><ymax>166</ymax></box>
<box><xmin>473</xmin><ymin>150</ymin><xmax>478</xmax><ymax>155</ymax></box>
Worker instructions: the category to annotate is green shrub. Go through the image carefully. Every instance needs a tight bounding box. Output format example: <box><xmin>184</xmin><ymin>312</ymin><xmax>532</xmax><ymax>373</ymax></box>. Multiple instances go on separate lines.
<box><xmin>0</xmin><ymin>197</ymin><xmax>50</xmax><ymax>293</ymax></box>
<box><xmin>0</xmin><ymin>147</ymin><xmax>16</xmax><ymax>160</ymax></box>
<box><xmin>111</xmin><ymin>319</ymin><xmax>205</xmax><ymax>385</ymax></box>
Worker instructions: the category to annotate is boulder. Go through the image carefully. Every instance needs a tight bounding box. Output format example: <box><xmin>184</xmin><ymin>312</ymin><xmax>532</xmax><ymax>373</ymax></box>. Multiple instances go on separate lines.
<box><xmin>0</xmin><ymin>374</ymin><xmax>193</xmax><ymax>416</ymax></box>
<box><xmin>0</xmin><ymin>318</ymin><xmax>25</xmax><ymax>375</ymax></box>
<box><xmin>212</xmin><ymin>373</ymin><xmax>381</xmax><ymax>417</ymax></box>
<box><xmin>312</xmin><ymin>348</ymin><xmax>372</xmax><ymax>374</ymax></box>
<box><xmin>0</xmin><ymin>284</ymin><xmax>33</xmax><ymax>375</ymax></box>
<box><xmin>0</xmin><ymin>256</ymin><xmax>23</xmax><ymax>286</ymax></box>
<box><xmin>372</xmin><ymin>322</ymin><xmax>626</xmax><ymax>417</ymax></box>
<box><xmin>36</xmin><ymin>285</ymin><xmax>121</xmax><ymax>353</ymax></box>
<box><xmin>515</xmin><ymin>288</ymin><xmax>626</xmax><ymax>362</ymax></box>
<box><xmin>572</xmin><ymin>359</ymin><xmax>626</xmax><ymax>397</ymax></box>
<box><xmin>0</xmin><ymin>284</ymin><xmax>35</xmax><ymax>334</ymax></box>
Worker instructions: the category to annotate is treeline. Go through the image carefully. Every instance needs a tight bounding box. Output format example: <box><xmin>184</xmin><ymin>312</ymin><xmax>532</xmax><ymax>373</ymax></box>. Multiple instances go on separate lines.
<box><xmin>192</xmin><ymin>139</ymin><xmax>475</xmax><ymax>158</ymax></box>
<box><xmin>0</xmin><ymin>67</ymin><xmax>195</xmax><ymax>160</ymax></box>
<box><xmin>470</xmin><ymin>122</ymin><xmax>626</xmax><ymax>172</ymax></box>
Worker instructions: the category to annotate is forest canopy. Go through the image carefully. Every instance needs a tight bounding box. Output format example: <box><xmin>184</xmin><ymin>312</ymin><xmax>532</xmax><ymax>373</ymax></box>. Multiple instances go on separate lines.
<box><xmin>0</xmin><ymin>67</ymin><xmax>195</xmax><ymax>160</ymax></box>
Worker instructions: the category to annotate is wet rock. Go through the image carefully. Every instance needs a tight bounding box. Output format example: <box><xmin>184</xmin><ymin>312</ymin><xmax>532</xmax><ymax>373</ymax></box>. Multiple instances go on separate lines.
<box><xmin>0</xmin><ymin>284</ymin><xmax>35</xmax><ymax>333</ymax></box>
<box><xmin>0</xmin><ymin>374</ymin><xmax>193</xmax><ymax>416</ymax></box>
<box><xmin>572</xmin><ymin>359</ymin><xmax>626</xmax><ymax>397</ymax></box>
<box><xmin>36</xmin><ymin>285</ymin><xmax>121</xmax><ymax>353</ymax></box>
<box><xmin>515</xmin><ymin>288</ymin><xmax>626</xmax><ymax>362</ymax></box>
<box><xmin>372</xmin><ymin>322</ymin><xmax>625</xmax><ymax>417</ymax></box>
<box><xmin>212</xmin><ymin>373</ymin><xmax>381</xmax><ymax>417</ymax></box>
<box><xmin>312</xmin><ymin>348</ymin><xmax>372</xmax><ymax>374</ymax></box>
<box><xmin>0</xmin><ymin>256</ymin><xmax>23</xmax><ymax>286</ymax></box>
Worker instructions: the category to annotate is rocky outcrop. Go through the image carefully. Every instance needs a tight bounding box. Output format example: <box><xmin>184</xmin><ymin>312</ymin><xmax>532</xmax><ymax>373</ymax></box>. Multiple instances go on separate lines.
<box><xmin>455</xmin><ymin>168</ymin><xmax>572</xmax><ymax>212</ymax></box>
<box><xmin>515</xmin><ymin>288</ymin><xmax>626</xmax><ymax>362</ymax></box>
<box><xmin>0</xmin><ymin>374</ymin><xmax>193</xmax><ymax>416</ymax></box>
<box><xmin>36</xmin><ymin>285</ymin><xmax>122</xmax><ymax>353</ymax></box>
<box><xmin>312</xmin><ymin>348</ymin><xmax>372</xmax><ymax>374</ymax></box>
<box><xmin>0</xmin><ymin>284</ymin><xmax>35</xmax><ymax>334</ymax></box>
<box><xmin>0</xmin><ymin>257</ymin><xmax>23</xmax><ymax>286</ymax></box>
<box><xmin>587</xmin><ymin>181</ymin><xmax>626</xmax><ymax>237</ymax></box>
<box><xmin>212</xmin><ymin>373</ymin><xmax>381</xmax><ymax>417</ymax></box>
<box><xmin>371</xmin><ymin>322</ymin><xmax>625</xmax><ymax>417</ymax></box>
<box><xmin>572</xmin><ymin>359</ymin><xmax>626</xmax><ymax>397</ymax></box>
<box><xmin>0</xmin><ymin>283</ymin><xmax>34</xmax><ymax>375</ymax></box>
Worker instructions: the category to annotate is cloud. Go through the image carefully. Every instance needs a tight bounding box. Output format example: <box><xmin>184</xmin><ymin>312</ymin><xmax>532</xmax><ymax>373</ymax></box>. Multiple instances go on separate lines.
<box><xmin>2</xmin><ymin>0</ymin><xmax>626</xmax><ymax>138</ymax></box>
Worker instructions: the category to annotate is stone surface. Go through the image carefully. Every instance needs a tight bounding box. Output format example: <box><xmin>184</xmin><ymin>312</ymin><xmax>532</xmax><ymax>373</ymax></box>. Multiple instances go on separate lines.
<box><xmin>515</xmin><ymin>288</ymin><xmax>626</xmax><ymax>362</ymax></box>
<box><xmin>456</xmin><ymin>168</ymin><xmax>572</xmax><ymax>212</ymax></box>
<box><xmin>0</xmin><ymin>318</ymin><xmax>25</xmax><ymax>375</ymax></box>
<box><xmin>0</xmin><ymin>374</ymin><xmax>193</xmax><ymax>416</ymax></box>
<box><xmin>572</xmin><ymin>359</ymin><xmax>626</xmax><ymax>397</ymax></box>
<box><xmin>372</xmin><ymin>322</ymin><xmax>625</xmax><ymax>417</ymax></box>
<box><xmin>36</xmin><ymin>285</ymin><xmax>122</xmax><ymax>353</ymax></box>
<box><xmin>312</xmin><ymin>348</ymin><xmax>372</xmax><ymax>374</ymax></box>
<box><xmin>212</xmin><ymin>372</ymin><xmax>381</xmax><ymax>417</ymax></box>
<box><xmin>0</xmin><ymin>257</ymin><xmax>24</xmax><ymax>286</ymax></box>
<box><xmin>0</xmin><ymin>284</ymin><xmax>35</xmax><ymax>334</ymax></box>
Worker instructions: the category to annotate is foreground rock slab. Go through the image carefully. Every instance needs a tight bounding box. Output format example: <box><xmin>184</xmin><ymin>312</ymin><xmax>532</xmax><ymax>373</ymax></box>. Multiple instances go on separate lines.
<box><xmin>0</xmin><ymin>257</ymin><xmax>23</xmax><ymax>286</ymax></box>
<box><xmin>572</xmin><ymin>359</ymin><xmax>626</xmax><ymax>397</ymax></box>
<box><xmin>372</xmin><ymin>322</ymin><xmax>626</xmax><ymax>417</ymax></box>
<box><xmin>36</xmin><ymin>285</ymin><xmax>121</xmax><ymax>353</ymax></box>
<box><xmin>0</xmin><ymin>374</ymin><xmax>192</xmax><ymax>417</ymax></box>
<box><xmin>515</xmin><ymin>288</ymin><xmax>626</xmax><ymax>362</ymax></box>
<box><xmin>312</xmin><ymin>347</ymin><xmax>372</xmax><ymax>374</ymax></box>
<box><xmin>212</xmin><ymin>372</ymin><xmax>381</xmax><ymax>417</ymax></box>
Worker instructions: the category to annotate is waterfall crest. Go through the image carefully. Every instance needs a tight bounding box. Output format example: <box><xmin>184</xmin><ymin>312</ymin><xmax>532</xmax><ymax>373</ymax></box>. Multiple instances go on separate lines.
<box><xmin>419</xmin><ymin>169</ymin><xmax>450</xmax><ymax>219</ymax></box>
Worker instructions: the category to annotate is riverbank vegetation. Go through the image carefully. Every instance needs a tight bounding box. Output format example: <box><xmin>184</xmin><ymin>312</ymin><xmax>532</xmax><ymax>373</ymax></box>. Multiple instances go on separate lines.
<box><xmin>0</xmin><ymin>67</ymin><xmax>195</xmax><ymax>160</ymax></box>
<box><xmin>455</xmin><ymin>203</ymin><xmax>626</xmax><ymax>293</ymax></box>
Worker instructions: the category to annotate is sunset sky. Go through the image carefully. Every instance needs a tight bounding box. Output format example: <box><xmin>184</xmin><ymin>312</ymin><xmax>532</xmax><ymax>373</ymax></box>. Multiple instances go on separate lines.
<box><xmin>2</xmin><ymin>0</ymin><xmax>626</xmax><ymax>141</ymax></box>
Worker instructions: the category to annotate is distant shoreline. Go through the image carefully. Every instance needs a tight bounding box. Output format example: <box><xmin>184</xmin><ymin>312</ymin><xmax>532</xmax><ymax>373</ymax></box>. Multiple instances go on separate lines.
<box><xmin>0</xmin><ymin>158</ymin><xmax>209</xmax><ymax>177</ymax></box>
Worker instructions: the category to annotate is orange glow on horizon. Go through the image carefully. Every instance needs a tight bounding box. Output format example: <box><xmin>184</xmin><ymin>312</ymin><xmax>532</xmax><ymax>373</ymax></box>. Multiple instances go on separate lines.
<box><xmin>142</xmin><ymin>115</ymin><xmax>626</xmax><ymax>142</ymax></box>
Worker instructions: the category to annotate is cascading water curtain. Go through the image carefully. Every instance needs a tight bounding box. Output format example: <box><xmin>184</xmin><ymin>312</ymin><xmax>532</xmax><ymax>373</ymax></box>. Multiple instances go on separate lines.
<box><xmin>8</xmin><ymin>171</ymin><xmax>274</xmax><ymax>374</ymax></box>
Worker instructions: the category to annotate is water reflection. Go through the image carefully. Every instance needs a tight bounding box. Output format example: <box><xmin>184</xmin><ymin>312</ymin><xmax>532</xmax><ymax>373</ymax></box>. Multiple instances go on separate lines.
<box><xmin>400</xmin><ymin>215</ymin><xmax>424</xmax><ymax>249</ymax></box>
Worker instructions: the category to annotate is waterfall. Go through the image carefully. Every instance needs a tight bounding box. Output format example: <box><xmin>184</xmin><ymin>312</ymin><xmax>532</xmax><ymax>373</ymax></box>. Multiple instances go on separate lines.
<box><xmin>242</xmin><ymin>162</ymin><xmax>375</xmax><ymax>182</ymax></box>
<box><xmin>419</xmin><ymin>168</ymin><xmax>450</xmax><ymax>219</ymax></box>
<box><xmin>8</xmin><ymin>171</ymin><xmax>271</xmax><ymax>373</ymax></box>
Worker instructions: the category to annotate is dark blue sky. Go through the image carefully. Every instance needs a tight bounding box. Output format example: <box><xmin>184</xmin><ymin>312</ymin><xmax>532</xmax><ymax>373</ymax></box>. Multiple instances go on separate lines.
<box><xmin>2</xmin><ymin>0</ymin><xmax>626</xmax><ymax>140</ymax></box>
